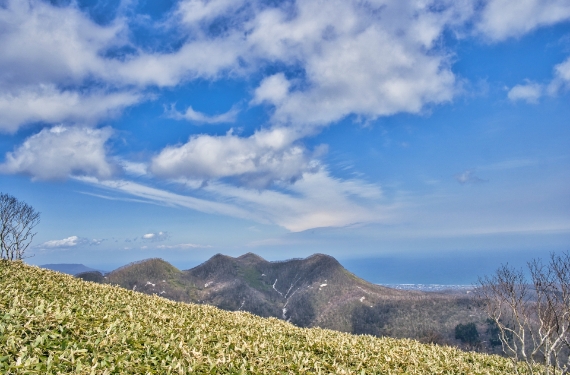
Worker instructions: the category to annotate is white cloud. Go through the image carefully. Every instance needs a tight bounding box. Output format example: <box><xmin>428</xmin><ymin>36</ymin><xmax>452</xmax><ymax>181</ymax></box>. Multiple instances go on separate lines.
<box><xmin>251</xmin><ymin>73</ymin><xmax>291</xmax><ymax>105</ymax></box>
<box><xmin>142</xmin><ymin>231</ymin><xmax>169</xmax><ymax>241</ymax></box>
<box><xmin>40</xmin><ymin>236</ymin><xmax>84</xmax><ymax>249</ymax></box>
<box><xmin>507</xmin><ymin>82</ymin><xmax>543</xmax><ymax>103</ymax></box>
<box><xmin>548</xmin><ymin>57</ymin><xmax>570</xmax><ymax>94</ymax></box>
<box><xmin>476</xmin><ymin>0</ymin><xmax>570</xmax><ymax>41</ymax></box>
<box><xmin>0</xmin><ymin>126</ymin><xmax>115</xmax><ymax>180</ymax></box>
<box><xmin>167</xmin><ymin>105</ymin><xmax>239</xmax><ymax>124</ymax></box>
<box><xmin>0</xmin><ymin>85</ymin><xmax>140</xmax><ymax>133</ymax></box>
<box><xmin>508</xmin><ymin>56</ymin><xmax>570</xmax><ymax>101</ymax></box>
<box><xmin>109</xmin><ymin>36</ymin><xmax>246</xmax><ymax>86</ymax></box>
<box><xmin>150</xmin><ymin>127</ymin><xmax>319</xmax><ymax>188</ymax></box>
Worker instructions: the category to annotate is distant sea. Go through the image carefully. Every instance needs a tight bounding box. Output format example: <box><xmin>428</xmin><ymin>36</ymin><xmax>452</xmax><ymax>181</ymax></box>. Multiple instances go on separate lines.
<box><xmin>339</xmin><ymin>249</ymin><xmax>556</xmax><ymax>285</ymax></box>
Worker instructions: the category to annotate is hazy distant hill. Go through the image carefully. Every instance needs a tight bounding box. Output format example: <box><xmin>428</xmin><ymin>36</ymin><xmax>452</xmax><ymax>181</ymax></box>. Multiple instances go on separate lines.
<box><xmin>80</xmin><ymin>253</ymin><xmax>495</xmax><ymax>351</ymax></box>
<box><xmin>40</xmin><ymin>263</ymin><xmax>105</xmax><ymax>275</ymax></box>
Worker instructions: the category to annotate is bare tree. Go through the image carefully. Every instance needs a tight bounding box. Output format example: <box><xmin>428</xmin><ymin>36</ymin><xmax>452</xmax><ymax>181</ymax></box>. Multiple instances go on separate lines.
<box><xmin>0</xmin><ymin>193</ymin><xmax>40</xmax><ymax>260</ymax></box>
<box><xmin>528</xmin><ymin>257</ymin><xmax>570</xmax><ymax>373</ymax></box>
<box><xmin>476</xmin><ymin>253</ymin><xmax>570</xmax><ymax>375</ymax></box>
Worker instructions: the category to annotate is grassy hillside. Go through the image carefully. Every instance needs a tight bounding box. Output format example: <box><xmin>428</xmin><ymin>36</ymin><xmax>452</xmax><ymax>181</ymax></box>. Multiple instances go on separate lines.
<box><xmin>0</xmin><ymin>260</ymin><xmax>534</xmax><ymax>374</ymax></box>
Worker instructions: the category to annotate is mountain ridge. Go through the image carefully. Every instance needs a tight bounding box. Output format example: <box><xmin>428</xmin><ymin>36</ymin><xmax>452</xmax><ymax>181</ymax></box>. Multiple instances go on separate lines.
<box><xmin>84</xmin><ymin>253</ymin><xmax>416</xmax><ymax>327</ymax></box>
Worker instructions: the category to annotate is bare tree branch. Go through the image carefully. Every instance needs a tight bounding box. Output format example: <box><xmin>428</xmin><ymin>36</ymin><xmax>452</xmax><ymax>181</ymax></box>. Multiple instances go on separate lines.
<box><xmin>0</xmin><ymin>193</ymin><xmax>40</xmax><ymax>261</ymax></box>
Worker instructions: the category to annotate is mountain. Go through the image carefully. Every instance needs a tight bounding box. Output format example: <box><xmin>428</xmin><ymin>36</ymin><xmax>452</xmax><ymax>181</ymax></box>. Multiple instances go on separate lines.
<box><xmin>190</xmin><ymin>252</ymin><xmax>417</xmax><ymax>328</ymax></box>
<box><xmin>99</xmin><ymin>253</ymin><xmax>413</xmax><ymax>328</ymax></box>
<box><xmin>40</xmin><ymin>263</ymin><xmax>105</xmax><ymax>275</ymax></box>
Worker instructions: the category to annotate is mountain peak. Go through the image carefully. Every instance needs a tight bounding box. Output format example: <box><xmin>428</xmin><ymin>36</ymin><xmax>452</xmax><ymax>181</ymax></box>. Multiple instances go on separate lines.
<box><xmin>107</xmin><ymin>258</ymin><xmax>179</xmax><ymax>286</ymax></box>
<box><xmin>237</xmin><ymin>252</ymin><xmax>266</xmax><ymax>263</ymax></box>
<box><xmin>306</xmin><ymin>253</ymin><xmax>338</xmax><ymax>262</ymax></box>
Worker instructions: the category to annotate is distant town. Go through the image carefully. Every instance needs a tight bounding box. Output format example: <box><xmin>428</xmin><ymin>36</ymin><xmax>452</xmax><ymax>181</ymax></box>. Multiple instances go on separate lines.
<box><xmin>380</xmin><ymin>284</ymin><xmax>475</xmax><ymax>292</ymax></box>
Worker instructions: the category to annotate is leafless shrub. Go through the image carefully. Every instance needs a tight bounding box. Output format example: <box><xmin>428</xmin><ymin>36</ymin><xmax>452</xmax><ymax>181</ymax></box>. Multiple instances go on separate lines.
<box><xmin>0</xmin><ymin>193</ymin><xmax>40</xmax><ymax>260</ymax></box>
<box><xmin>476</xmin><ymin>252</ymin><xmax>570</xmax><ymax>374</ymax></box>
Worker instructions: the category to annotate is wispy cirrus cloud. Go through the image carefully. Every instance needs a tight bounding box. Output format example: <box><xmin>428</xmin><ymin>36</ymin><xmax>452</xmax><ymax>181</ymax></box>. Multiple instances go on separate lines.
<box><xmin>75</xmin><ymin>169</ymin><xmax>394</xmax><ymax>232</ymax></box>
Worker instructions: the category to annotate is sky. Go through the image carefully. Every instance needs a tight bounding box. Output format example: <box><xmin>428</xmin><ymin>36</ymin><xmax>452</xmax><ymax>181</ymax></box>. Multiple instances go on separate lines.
<box><xmin>0</xmin><ymin>0</ymin><xmax>569</xmax><ymax>283</ymax></box>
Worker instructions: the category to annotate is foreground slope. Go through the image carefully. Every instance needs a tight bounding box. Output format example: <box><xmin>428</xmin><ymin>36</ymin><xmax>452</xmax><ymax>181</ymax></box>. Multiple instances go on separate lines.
<box><xmin>1</xmin><ymin>261</ymin><xmax>529</xmax><ymax>374</ymax></box>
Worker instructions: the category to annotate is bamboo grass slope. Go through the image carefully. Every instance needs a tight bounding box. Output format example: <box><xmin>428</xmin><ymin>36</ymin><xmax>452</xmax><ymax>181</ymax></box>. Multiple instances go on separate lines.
<box><xmin>0</xmin><ymin>261</ymin><xmax>535</xmax><ymax>374</ymax></box>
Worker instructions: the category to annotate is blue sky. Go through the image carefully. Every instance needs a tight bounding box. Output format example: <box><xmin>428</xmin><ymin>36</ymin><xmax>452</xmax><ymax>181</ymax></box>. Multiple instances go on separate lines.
<box><xmin>0</xmin><ymin>0</ymin><xmax>569</xmax><ymax>282</ymax></box>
